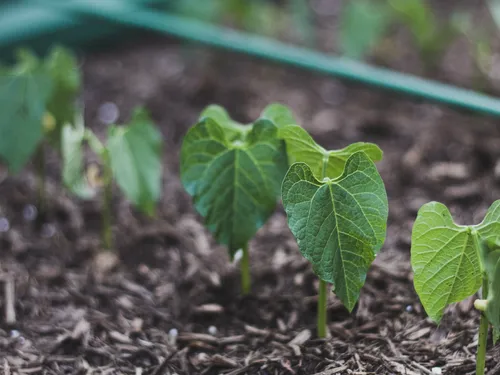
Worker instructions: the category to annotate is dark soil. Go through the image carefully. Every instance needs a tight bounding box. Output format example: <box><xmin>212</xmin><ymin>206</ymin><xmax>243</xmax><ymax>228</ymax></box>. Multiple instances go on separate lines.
<box><xmin>1</xmin><ymin>37</ymin><xmax>500</xmax><ymax>374</ymax></box>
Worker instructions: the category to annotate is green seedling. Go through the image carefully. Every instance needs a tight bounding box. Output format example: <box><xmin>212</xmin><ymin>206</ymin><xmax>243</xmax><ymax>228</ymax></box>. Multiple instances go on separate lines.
<box><xmin>411</xmin><ymin>201</ymin><xmax>500</xmax><ymax>375</ymax></box>
<box><xmin>180</xmin><ymin>105</ymin><xmax>289</xmax><ymax>295</ymax></box>
<box><xmin>279</xmin><ymin>124</ymin><xmax>388</xmax><ymax>338</ymax></box>
<box><xmin>63</xmin><ymin>107</ymin><xmax>162</xmax><ymax>251</ymax></box>
<box><xmin>387</xmin><ymin>0</ymin><xmax>456</xmax><ymax>69</ymax></box>
<box><xmin>339</xmin><ymin>0</ymin><xmax>392</xmax><ymax>60</ymax></box>
<box><xmin>0</xmin><ymin>46</ymin><xmax>80</xmax><ymax>213</ymax></box>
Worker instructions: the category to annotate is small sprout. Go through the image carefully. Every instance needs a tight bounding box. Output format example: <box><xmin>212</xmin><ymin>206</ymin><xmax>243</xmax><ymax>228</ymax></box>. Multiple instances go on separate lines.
<box><xmin>0</xmin><ymin>217</ymin><xmax>10</xmax><ymax>232</ymax></box>
<box><xmin>279</xmin><ymin>121</ymin><xmax>387</xmax><ymax>339</ymax></box>
<box><xmin>63</xmin><ymin>107</ymin><xmax>163</xmax><ymax>251</ymax></box>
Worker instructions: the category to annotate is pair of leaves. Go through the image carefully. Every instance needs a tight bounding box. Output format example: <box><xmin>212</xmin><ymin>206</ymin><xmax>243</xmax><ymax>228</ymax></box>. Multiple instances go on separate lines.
<box><xmin>180</xmin><ymin>105</ymin><xmax>288</xmax><ymax>257</ymax></box>
<box><xmin>411</xmin><ymin>201</ymin><xmax>500</xmax><ymax>334</ymax></box>
<box><xmin>182</xmin><ymin>103</ymin><xmax>388</xmax><ymax>312</ymax></box>
<box><xmin>0</xmin><ymin>46</ymin><xmax>80</xmax><ymax>173</ymax></box>
<box><xmin>282</xmin><ymin>152</ymin><xmax>388</xmax><ymax>311</ymax></box>
<box><xmin>63</xmin><ymin>108</ymin><xmax>163</xmax><ymax>216</ymax></box>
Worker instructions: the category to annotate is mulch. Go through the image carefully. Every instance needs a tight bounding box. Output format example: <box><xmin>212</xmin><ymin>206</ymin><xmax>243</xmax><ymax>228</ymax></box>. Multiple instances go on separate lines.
<box><xmin>1</xmin><ymin>27</ymin><xmax>500</xmax><ymax>375</ymax></box>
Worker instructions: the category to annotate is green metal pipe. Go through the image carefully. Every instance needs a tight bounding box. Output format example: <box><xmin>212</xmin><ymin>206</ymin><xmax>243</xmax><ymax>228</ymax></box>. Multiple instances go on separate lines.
<box><xmin>7</xmin><ymin>1</ymin><xmax>500</xmax><ymax>117</ymax></box>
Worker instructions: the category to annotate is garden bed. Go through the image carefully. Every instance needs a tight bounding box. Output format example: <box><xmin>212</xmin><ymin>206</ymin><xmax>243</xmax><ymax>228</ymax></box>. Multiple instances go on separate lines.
<box><xmin>1</xmin><ymin>38</ymin><xmax>500</xmax><ymax>374</ymax></box>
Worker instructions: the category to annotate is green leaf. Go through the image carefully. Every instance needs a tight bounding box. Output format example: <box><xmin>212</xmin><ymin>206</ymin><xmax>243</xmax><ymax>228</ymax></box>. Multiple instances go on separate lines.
<box><xmin>44</xmin><ymin>46</ymin><xmax>81</xmax><ymax>137</ymax></box>
<box><xmin>281</xmin><ymin>152</ymin><xmax>388</xmax><ymax>311</ymax></box>
<box><xmin>339</xmin><ymin>0</ymin><xmax>390</xmax><ymax>59</ymax></box>
<box><xmin>107</xmin><ymin>108</ymin><xmax>163</xmax><ymax>216</ymax></box>
<box><xmin>0</xmin><ymin>71</ymin><xmax>52</xmax><ymax>172</ymax></box>
<box><xmin>181</xmin><ymin>116</ymin><xmax>288</xmax><ymax>257</ymax></box>
<box><xmin>61</xmin><ymin>115</ymin><xmax>95</xmax><ymax>199</ymax></box>
<box><xmin>279</xmin><ymin>125</ymin><xmax>383</xmax><ymax>179</ymax></box>
<box><xmin>261</xmin><ymin>103</ymin><xmax>297</xmax><ymax>128</ymax></box>
<box><xmin>200</xmin><ymin>104</ymin><xmax>248</xmax><ymax>141</ymax></box>
<box><xmin>411</xmin><ymin>202</ymin><xmax>496</xmax><ymax>323</ymax></box>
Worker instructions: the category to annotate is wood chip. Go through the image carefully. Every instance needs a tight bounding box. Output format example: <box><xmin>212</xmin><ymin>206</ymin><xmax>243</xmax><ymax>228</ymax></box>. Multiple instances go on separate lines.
<box><xmin>288</xmin><ymin>329</ymin><xmax>311</xmax><ymax>346</ymax></box>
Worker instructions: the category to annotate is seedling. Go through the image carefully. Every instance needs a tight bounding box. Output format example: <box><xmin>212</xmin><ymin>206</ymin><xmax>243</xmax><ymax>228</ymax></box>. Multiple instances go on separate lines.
<box><xmin>63</xmin><ymin>107</ymin><xmax>163</xmax><ymax>251</ymax></box>
<box><xmin>411</xmin><ymin>201</ymin><xmax>500</xmax><ymax>375</ymax></box>
<box><xmin>180</xmin><ymin>105</ymin><xmax>289</xmax><ymax>294</ymax></box>
<box><xmin>0</xmin><ymin>46</ymin><xmax>81</xmax><ymax>213</ymax></box>
<box><xmin>279</xmin><ymin>124</ymin><xmax>388</xmax><ymax>338</ymax></box>
<box><xmin>387</xmin><ymin>0</ymin><xmax>456</xmax><ymax>69</ymax></box>
<box><xmin>339</xmin><ymin>0</ymin><xmax>391</xmax><ymax>60</ymax></box>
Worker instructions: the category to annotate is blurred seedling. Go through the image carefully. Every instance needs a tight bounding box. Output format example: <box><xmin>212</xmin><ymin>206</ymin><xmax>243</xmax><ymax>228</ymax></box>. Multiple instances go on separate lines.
<box><xmin>63</xmin><ymin>107</ymin><xmax>162</xmax><ymax>251</ymax></box>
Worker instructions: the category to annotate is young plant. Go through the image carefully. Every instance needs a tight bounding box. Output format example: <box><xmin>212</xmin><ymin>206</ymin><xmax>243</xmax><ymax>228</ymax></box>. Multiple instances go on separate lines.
<box><xmin>63</xmin><ymin>107</ymin><xmax>163</xmax><ymax>251</ymax></box>
<box><xmin>339</xmin><ymin>0</ymin><xmax>392</xmax><ymax>60</ymax></box>
<box><xmin>411</xmin><ymin>201</ymin><xmax>500</xmax><ymax>375</ymax></box>
<box><xmin>387</xmin><ymin>0</ymin><xmax>456</xmax><ymax>70</ymax></box>
<box><xmin>0</xmin><ymin>46</ymin><xmax>81</xmax><ymax>213</ymax></box>
<box><xmin>279</xmin><ymin>124</ymin><xmax>388</xmax><ymax>338</ymax></box>
<box><xmin>180</xmin><ymin>105</ymin><xmax>290</xmax><ymax>295</ymax></box>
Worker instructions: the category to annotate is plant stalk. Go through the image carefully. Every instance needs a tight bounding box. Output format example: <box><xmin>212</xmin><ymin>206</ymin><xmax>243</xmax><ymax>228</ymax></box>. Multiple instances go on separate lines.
<box><xmin>35</xmin><ymin>143</ymin><xmax>46</xmax><ymax>214</ymax></box>
<box><xmin>101</xmin><ymin>159</ymin><xmax>113</xmax><ymax>251</ymax></box>
<box><xmin>476</xmin><ymin>279</ymin><xmax>489</xmax><ymax>375</ymax></box>
<box><xmin>240</xmin><ymin>243</ymin><xmax>251</xmax><ymax>295</ymax></box>
<box><xmin>317</xmin><ymin>279</ymin><xmax>328</xmax><ymax>338</ymax></box>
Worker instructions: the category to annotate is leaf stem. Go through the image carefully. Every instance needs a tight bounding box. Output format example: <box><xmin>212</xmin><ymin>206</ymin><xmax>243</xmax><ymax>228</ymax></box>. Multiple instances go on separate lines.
<box><xmin>476</xmin><ymin>278</ymin><xmax>489</xmax><ymax>375</ymax></box>
<box><xmin>35</xmin><ymin>143</ymin><xmax>46</xmax><ymax>215</ymax></box>
<box><xmin>101</xmin><ymin>157</ymin><xmax>113</xmax><ymax>251</ymax></box>
<box><xmin>317</xmin><ymin>279</ymin><xmax>328</xmax><ymax>338</ymax></box>
<box><xmin>240</xmin><ymin>243</ymin><xmax>251</xmax><ymax>295</ymax></box>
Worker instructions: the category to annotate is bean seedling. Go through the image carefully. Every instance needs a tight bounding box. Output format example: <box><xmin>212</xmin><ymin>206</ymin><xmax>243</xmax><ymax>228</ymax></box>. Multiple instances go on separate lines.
<box><xmin>180</xmin><ymin>105</ymin><xmax>290</xmax><ymax>294</ymax></box>
<box><xmin>279</xmin><ymin>124</ymin><xmax>388</xmax><ymax>338</ymax></box>
<box><xmin>63</xmin><ymin>107</ymin><xmax>163</xmax><ymax>251</ymax></box>
<box><xmin>411</xmin><ymin>201</ymin><xmax>500</xmax><ymax>375</ymax></box>
<box><xmin>0</xmin><ymin>46</ymin><xmax>81</xmax><ymax>213</ymax></box>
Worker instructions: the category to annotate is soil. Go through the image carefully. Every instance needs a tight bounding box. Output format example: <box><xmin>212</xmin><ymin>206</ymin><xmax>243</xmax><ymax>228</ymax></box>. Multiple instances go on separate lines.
<box><xmin>2</xmin><ymin>34</ymin><xmax>500</xmax><ymax>374</ymax></box>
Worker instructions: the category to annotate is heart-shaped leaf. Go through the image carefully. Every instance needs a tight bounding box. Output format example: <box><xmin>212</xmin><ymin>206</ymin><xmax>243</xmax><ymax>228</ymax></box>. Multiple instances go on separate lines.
<box><xmin>107</xmin><ymin>108</ymin><xmax>163</xmax><ymax>216</ymax></box>
<box><xmin>0</xmin><ymin>70</ymin><xmax>52</xmax><ymax>172</ymax></box>
<box><xmin>282</xmin><ymin>152</ymin><xmax>388</xmax><ymax>311</ymax></box>
<box><xmin>411</xmin><ymin>200</ymin><xmax>500</xmax><ymax>323</ymax></box>
<box><xmin>279</xmin><ymin>124</ymin><xmax>382</xmax><ymax>180</ymax></box>
<box><xmin>181</xmin><ymin>115</ymin><xmax>288</xmax><ymax>257</ymax></box>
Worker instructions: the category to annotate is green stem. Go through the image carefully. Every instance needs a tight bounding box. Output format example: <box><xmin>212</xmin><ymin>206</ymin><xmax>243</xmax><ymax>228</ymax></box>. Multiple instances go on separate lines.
<box><xmin>35</xmin><ymin>143</ymin><xmax>46</xmax><ymax>214</ymax></box>
<box><xmin>476</xmin><ymin>279</ymin><xmax>489</xmax><ymax>375</ymax></box>
<box><xmin>317</xmin><ymin>279</ymin><xmax>328</xmax><ymax>338</ymax></box>
<box><xmin>240</xmin><ymin>243</ymin><xmax>251</xmax><ymax>295</ymax></box>
<box><xmin>101</xmin><ymin>159</ymin><xmax>113</xmax><ymax>251</ymax></box>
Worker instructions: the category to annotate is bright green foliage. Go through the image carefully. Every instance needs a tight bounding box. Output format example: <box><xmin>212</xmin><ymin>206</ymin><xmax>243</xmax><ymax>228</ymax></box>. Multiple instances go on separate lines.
<box><xmin>279</xmin><ymin>125</ymin><xmax>383</xmax><ymax>180</ymax></box>
<box><xmin>0</xmin><ymin>67</ymin><xmax>52</xmax><ymax>172</ymax></box>
<box><xmin>412</xmin><ymin>201</ymin><xmax>500</xmax><ymax>325</ymax></box>
<box><xmin>180</xmin><ymin>105</ymin><xmax>288</xmax><ymax>257</ymax></box>
<box><xmin>107</xmin><ymin>108</ymin><xmax>163</xmax><ymax>216</ymax></box>
<box><xmin>339</xmin><ymin>0</ymin><xmax>391</xmax><ymax>59</ymax></box>
<box><xmin>0</xmin><ymin>46</ymin><xmax>80</xmax><ymax>173</ymax></box>
<box><xmin>261</xmin><ymin>103</ymin><xmax>297</xmax><ymax>128</ymax></box>
<box><xmin>282</xmin><ymin>152</ymin><xmax>388</xmax><ymax>311</ymax></box>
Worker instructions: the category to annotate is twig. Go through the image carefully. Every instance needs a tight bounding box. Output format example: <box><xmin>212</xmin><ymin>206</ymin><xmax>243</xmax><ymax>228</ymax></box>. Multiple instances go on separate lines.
<box><xmin>4</xmin><ymin>277</ymin><xmax>16</xmax><ymax>325</ymax></box>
